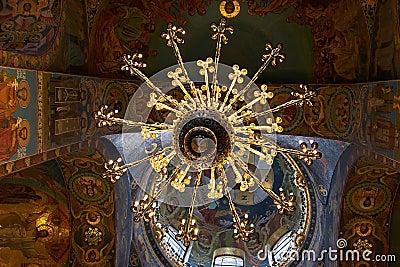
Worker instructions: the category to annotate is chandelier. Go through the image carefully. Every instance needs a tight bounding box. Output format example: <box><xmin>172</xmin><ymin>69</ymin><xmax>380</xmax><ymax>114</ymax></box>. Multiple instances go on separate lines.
<box><xmin>94</xmin><ymin>18</ymin><xmax>321</xmax><ymax>249</ymax></box>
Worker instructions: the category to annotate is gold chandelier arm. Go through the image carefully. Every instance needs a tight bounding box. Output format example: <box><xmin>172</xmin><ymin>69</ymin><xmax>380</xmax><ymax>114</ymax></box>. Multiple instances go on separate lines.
<box><xmin>233</xmin><ymin>135</ymin><xmax>275</xmax><ymax>165</ymax></box>
<box><xmin>231</xmin><ymin>153</ymin><xmax>279</xmax><ymax>202</ymax></box>
<box><xmin>228</xmin><ymin>158</ymin><xmax>243</xmax><ymax>183</ymax></box>
<box><xmin>168</xmin><ymin>72</ymin><xmax>197</xmax><ymax>107</ymax></box>
<box><xmin>229</xmin><ymin>96</ymin><xmax>263</xmax><ymax>120</ymax></box>
<box><xmin>228</xmin><ymin>85</ymin><xmax>274</xmax><ymax>122</ymax></box>
<box><xmin>219</xmin><ymin>167</ymin><xmax>241</xmax><ymax>223</ymax></box>
<box><xmin>207</xmin><ymin>167</ymin><xmax>223</xmax><ymax>199</ymax></box>
<box><xmin>231</xmin><ymin>154</ymin><xmax>295</xmax><ymax>214</ymax></box>
<box><xmin>141</xmin><ymin>127</ymin><xmax>174</xmax><ymax>140</ymax></box>
<box><xmin>234</xmin><ymin>141</ymin><xmax>265</xmax><ymax>160</ymax></box>
<box><xmin>218</xmin><ymin>166</ymin><xmax>254</xmax><ymax>241</ymax></box>
<box><xmin>162</xmin><ymin>24</ymin><xmax>200</xmax><ymax>103</ymax></box>
<box><xmin>131</xmin><ymin>164</ymin><xmax>184</xmax><ymax>222</ymax></box>
<box><xmin>94</xmin><ymin>106</ymin><xmax>174</xmax><ymax>129</ymax></box>
<box><xmin>164</xmin><ymin>164</ymin><xmax>184</xmax><ymax>190</ymax></box>
<box><xmin>188</xmin><ymin>171</ymin><xmax>202</xmax><ymax>220</ymax></box>
<box><xmin>155</xmin><ymin>102</ymin><xmax>184</xmax><ymax>117</ymax></box>
<box><xmin>171</xmin><ymin>165</ymin><xmax>191</xmax><ymax>191</ymax></box>
<box><xmin>122</xmin><ymin>147</ymin><xmax>173</xmax><ymax>170</ymax></box>
<box><xmin>233</xmin><ymin>135</ymin><xmax>276</xmax><ymax>151</ymax></box>
<box><xmin>275</xmin><ymin>146</ymin><xmax>321</xmax><ymax>160</ymax></box>
<box><xmin>153</xmin><ymin>164</ymin><xmax>184</xmax><ymax>200</ymax></box>
<box><xmin>175</xmin><ymin>170</ymin><xmax>202</xmax><ymax>246</ymax></box>
<box><xmin>232</xmin><ymin>88</ymin><xmax>316</xmax><ymax>124</ymax></box>
<box><xmin>103</xmin><ymin>146</ymin><xmax>174</xmax><ymax>183</ymax></box>
<box><xmin>210</xmin><ymin>167</ymin><xmax>215</xmax><ymax>189</ymax></box>
<box><xmin>218</xmin><ymin>65</ymin><xmax>248</xmax><ymax>112</ymax></box>
<box><xmin>122</xmin><ymin>55</ymin><xmax>179</xmax><ymax>107</ymax></box>
<box><xmin>198</xmin><ymin>59</ymin><xmax>212</xmax><ymax>106</ymax></box>
<box><xmin>223</xmin><ymin>43</ymin><xmax>284</xmax><ymax>113</ymax></box>
<box><xmin>234</xmin><ymin>124</ymin><xmax>281</xmax><ymax>134</ymax></box>
<box><xmin>212</xmin><ymin>25</ymin><xmax>222</xmax><ymax>103</ymax></box>
<box><xmin>172</xmin><ymin>165</ymin><xmax>190</xmax><ymax>191</ymax></box>
<box><xmin>149</xmin><ymin>150</ymin><xmax>176</xmax><ymax>173</ymax></box>
<box><xmin>205</xmin><ymin>65</ymin><xmax>212</xmax><ymax>106</ymax></box>
<box><xmin>219</xmin><ymin>72</ymin><xmax>237</xmax><ymax>111</ymax></box>
<box><xmin>211</xmin><ymin>18</ymin><xmax>234</xmax><ymax>103</ymax></box>
<box><xmin>233</xmin><ymin>135</ymin><xmax>322</xmax><ymax>166</ymax></box>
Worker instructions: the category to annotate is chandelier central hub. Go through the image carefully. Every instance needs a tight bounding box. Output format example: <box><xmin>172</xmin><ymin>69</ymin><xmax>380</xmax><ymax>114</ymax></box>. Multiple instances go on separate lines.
<box><xmin>185</xmin><ymin>126</ymin><xmax>216</xmax><ymax>156</ymax></box>
<box><xmin>173</xmin><ymin>107</ymin><xmax>233</xmax><ymax>170</ymax></box>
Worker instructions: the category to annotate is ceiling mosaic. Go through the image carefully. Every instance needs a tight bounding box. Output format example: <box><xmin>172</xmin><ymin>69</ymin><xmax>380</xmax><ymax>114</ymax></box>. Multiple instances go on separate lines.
<box><xmin>339</xmin><ymin>156</ymin><xmax>400</xmax><ymax>267</ymax></box>
<box><xmin>0</xmin><ymin>149</ymin><xmax>120</xmax><ymax>267</ymax></box>
<box><xmin>0</xmin><ymin>0</ymin><xmax>396</xmax><ymax>82</ymax></box>
<box><xmin>58</xmin><ymin>149</ymin><xmax>116</xmax><ymax>267</ymax></box>
<box><xmin>0</xmin><ymin>0</ymin><xmax>399</xmax><ymax>266</ymax></box>
<box><xmin>0</xmin><ymin>0</ymin><xmax>63</xmax><ymax>55</ymax></box>
<box><xmin>0</xmin><ymin>159</ymin><xmax>70</xmax><ymax>266</ymax></box>
<box><xmin>87</xmin><ymin>0</ymin><xmax>379</xmax><ymax>83</ymax></box>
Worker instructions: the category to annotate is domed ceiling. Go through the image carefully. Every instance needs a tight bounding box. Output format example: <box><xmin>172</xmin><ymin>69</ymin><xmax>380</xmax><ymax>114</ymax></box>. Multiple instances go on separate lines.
<box><xmin>156</xmin><ymin>152</ymin><xmax>311</xmax><ymax>267</ymax></box>
<box><xmin>106</xmin><ymin>130</ymin><xmax>351</xmax><ymax>266</ymax></box>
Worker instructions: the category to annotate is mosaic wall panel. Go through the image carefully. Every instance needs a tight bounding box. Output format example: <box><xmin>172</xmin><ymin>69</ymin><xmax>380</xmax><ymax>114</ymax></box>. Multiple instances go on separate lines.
<box><xmin>58</xmin><ymin>149</ymin><xmax>115</xmax><ymax>267</ymax></box>
<box><xmin>0</xmin><ymin>0</ymin><xmax>64</xmax><ymax>55</ymax></box>
<box><xmin>0</xmin><ymin>67</ymin><xmax>39</xmax><ymax>163</ymax></box>
<box><xmin>339</xmin><ymin>156</ymin><xmax>400</xmax><ymax>267</ymax></box>
<box><xmin>41</xmin><ymin>73</ymin><xmax>130</xmax><ymax>149</ymax></box>
<box><xmin>0</xmin><ymin>65</ymin><xmax>139</xmax><ymax>178</ymax></box>
<box><xmin>85</xmin><ymin>0</ymin><xmax>101</xmax><ymax>36</ymax></box>
<box><xmin>389</xmin><ymin>185</ymin><xmax>400</xmax><ymax>267</ymax></box>
<box><xmin>0</xmin><ymin>0</ymin><xmax>65</xmax><ymax>70</ymax></box>
<box><xmin>369</xmin><ymin>0</ymin><xmax>400</xmax><ymax>81</ymax></box>
<box><xmin>267</xmin><ymin>84</ymin><xmax>362</xmax><ymax>141</ymax></box>
<box><xmin>0</xmin><ymin>0</ymin><xmax>92</xmax><ymax>74</ymax></box>
<box><xmin>358</xmin><ymin>81</ymin><xmax>400</xmax><ymax>161</ymax></box>
<box><xmin>48</xmin><ymin>0</ymin><xmax>89</xmax><ymax>74</ymax></box>
<box><xmin>0</xmin><ymin>160</ymin><xmax>70</xmax><ymax>266</ymax></box>
<box><xmin>323</xmin><ymin>145</ymin><xmax>360</xmax><ymax>267</ymax></box>
<box><xmin>96</xmin><ymin>135</ymin><xmax>141</xmax><ymax>267</ymax></box>
<box><xmin>285</xmin><ymin>0</ymin><xmax>370</xmax><ymax>83</ymax></box>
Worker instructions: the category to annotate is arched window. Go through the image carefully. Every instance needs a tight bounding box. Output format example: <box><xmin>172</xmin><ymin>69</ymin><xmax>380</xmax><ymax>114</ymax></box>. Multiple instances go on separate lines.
<box><xmin>161</xmin><ymin>225</ymin><xmax>191</xmax><ymax>263</ymax></box>
<box><xmin>272</xmin><ymin>231</ymin><xmax>294</xmax><ymax>264</ymax></box>
<box><xmin>212</xmin><ymin>247</ymin><xmax>245</xmax><ymax>267</ymax></box>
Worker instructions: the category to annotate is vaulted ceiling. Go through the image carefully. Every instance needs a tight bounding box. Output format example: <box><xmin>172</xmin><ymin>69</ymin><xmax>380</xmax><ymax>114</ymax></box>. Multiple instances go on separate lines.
<box><xmin>0</xmin><ymin>0</ymin><xmax>399</xmax><ymax>266</ymax></box>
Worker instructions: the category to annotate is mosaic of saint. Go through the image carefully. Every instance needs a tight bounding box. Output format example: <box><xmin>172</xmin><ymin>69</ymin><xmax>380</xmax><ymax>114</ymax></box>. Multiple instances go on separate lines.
<box><xmin>0</xmin><ymin>68</ymin><xmax>36</xmax><ymax>163</ymax></box>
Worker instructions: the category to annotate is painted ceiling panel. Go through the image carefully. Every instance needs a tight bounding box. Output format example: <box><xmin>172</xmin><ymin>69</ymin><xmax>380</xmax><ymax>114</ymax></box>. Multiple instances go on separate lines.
<box><xmin>88</xmin><ymin>0</ymin><xmax>374</xmax><ymax>83</ymax></box>
<box><xmin>0</xmin><ymin>0</ymin><xmax>64</xmax><ymax>55</ymax></box>
<box><xmin>0</xmin><ymin>159</ymin><xmax>70</xmax><ymax>266</ymax></box>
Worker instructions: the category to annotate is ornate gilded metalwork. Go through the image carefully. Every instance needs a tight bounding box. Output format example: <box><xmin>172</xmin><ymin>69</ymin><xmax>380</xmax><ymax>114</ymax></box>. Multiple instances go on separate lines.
<box><xmin>94</xmin><ymin>18</ymin><xmax>322</xmax><ymax>247</ymax></box>
<box><xmin>175</xmin><ymin>172</ymin><xmax>202</xmax><ymax>246</ymax></box>
<box><xmin>84</xmin><ymin>227</ymin><xmax>103</xmax><ymax>246</ymax></box>
<box><xmin>353</xmin><ymin>238</ymin><xmax>373</xmax><ymax>252</ymax></box>
<box><xmin>219</xmin><ymin>0</ymin><xmax>241</xmax><ymax>18</ymax></box>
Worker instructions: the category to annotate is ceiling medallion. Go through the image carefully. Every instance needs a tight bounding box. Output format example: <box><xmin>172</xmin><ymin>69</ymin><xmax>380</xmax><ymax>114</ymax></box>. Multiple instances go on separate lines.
<box><xmin>94</xmin><ymin>17</ymin><xmax>321</xmax><ymax>255</ymax></box>
<box><xmin>220</xmin><ymin>0</ymin><xmax>241</xmax><ymax>18</ymax></box>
